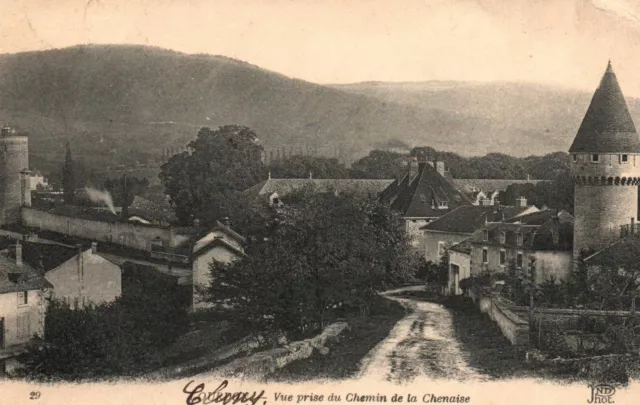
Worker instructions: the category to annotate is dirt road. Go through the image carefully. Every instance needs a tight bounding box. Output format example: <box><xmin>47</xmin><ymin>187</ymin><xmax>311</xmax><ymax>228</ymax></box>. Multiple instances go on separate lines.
<box><xmin>356</xmin><ymin>287</ymin><xmax>486</xmax><ymax>383</ymax></box>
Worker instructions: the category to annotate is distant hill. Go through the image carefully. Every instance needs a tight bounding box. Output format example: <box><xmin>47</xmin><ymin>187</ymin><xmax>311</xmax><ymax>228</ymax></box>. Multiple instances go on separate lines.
<box><xmin>331</xmin><ymin>80</ymin><xmax>640</xmax><ymax>158</ymax></box>
<box><xmin>0</xmin><ymin>44</ymin><xmax>632</xmax><ymax>181</ymax></box>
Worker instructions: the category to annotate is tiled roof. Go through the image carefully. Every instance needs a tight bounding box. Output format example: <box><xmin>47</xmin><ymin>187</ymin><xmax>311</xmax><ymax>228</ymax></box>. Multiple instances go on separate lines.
<box><xmin>421</xmin><ymin>205</ymin><xmax>532</xmax><ymax>234</ymax></box>
<box><xmin>453</xmin><ymin>179</ymin><xmax>548</xmax><ymax>194</ymax></box>
<box><xmin>192</xmin><ymin>236</ymin><xmax>246</xmax><ymax>259</ymax></box>
<box><xmin>0</xmin><ymin>239</ymin><xmax>52</xmax><ymax>293</ymax></box>
<box><xmin>244</xmin><ymin>178</ymin><xmax>394</xmax><ymax>199</ymax></box>
<box><xmin>569</xmin><ymin>61</ymin><xmax>640</xmax><ymax>153</ymax></box>
<box><xmin>20</xmin><ymin>241</ymin><xmax>79</xmax><ymax>272</ymax></box>
<box><xmin>398</xmin><ymin>163</ymin><xmax>473</xmax><ymax>218</ymax></box>
<box><xmin>471</xmin><ymin>210</ymin><xmax>574</xmax><ymax>251</ymax></box>
<box><xmin>211</xmin><ymin>220</ymin><xmax>247</xmax><ymax>245</ymax></box>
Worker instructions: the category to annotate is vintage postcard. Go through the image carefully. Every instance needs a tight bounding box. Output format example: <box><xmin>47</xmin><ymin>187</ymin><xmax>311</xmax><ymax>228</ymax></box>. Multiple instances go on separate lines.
<box><xmin>1</xmin><ymin>0</ymin><xmax>640</xmax><ymax>404</ymax></box>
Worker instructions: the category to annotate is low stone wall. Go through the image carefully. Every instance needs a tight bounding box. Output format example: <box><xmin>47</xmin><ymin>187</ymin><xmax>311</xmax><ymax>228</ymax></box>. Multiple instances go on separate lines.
<box><xmin>145</xmin><ymin>335</ymin><xmax>264</xmax><ymax>380</ymax></box>
<box><xmin>470</xmin><ymin>287</ymin><xmax>530</xmax><ymax>346</ymax></box>
<box><xmin>215</xmin><ymin>322</ymin><xmax>350</xmax><ymax>380</ymax></box>
<box><xmin>509</xmin><ymin>306</ymin><xmax>635</xmax><ymax>331</ymax></box>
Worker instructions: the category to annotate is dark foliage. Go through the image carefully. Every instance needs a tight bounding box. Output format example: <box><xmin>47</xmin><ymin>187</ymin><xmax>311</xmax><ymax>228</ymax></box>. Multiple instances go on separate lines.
<box><xmin>350</xmin><ymin>150</ymin><xmax>407</xmax><ymax>179</ymax></box>
<box><xmin>203</xmin><ymin>191</ymin><xmax>418</xmax><ymax>342</ymax></box>
<box><xmin>159</xmin><ymin>125</ymin><xmax>266</xmax><ymax>226</ymax></box>
<box><xmin>103</xmin><ymin>175</ymin><xmax>150</xmax><ymax>216</ymax></box>
<box><xmin>19</xmin><ymin>266</ymin><xmax>189</xmax><ymax>381</ymax></box>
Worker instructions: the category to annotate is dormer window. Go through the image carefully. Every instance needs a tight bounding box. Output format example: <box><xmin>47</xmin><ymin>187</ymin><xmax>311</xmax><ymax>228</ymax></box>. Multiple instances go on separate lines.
<box><xmin>621</xmin><ymin>154</ymin><xmax>629</xmax><ymax>164</ymax></box>
<box><xmin>499</xmin><ymin>231</ymin><xmax>506</xmax><ymax>244</ymax></box>
<box><xmin>591</xmin><ymin>154</ymin><xmax>600</xmax><ymax>163</ymax></box>
<box><xmin>572</xmin><ymin>154</ymin><xmax>578</xmax><ymax>163</ymax></box>
<box><xmin>438</xmin><ymin>201</ymin><xmax>448</xmax><ymax>209</ymax></box>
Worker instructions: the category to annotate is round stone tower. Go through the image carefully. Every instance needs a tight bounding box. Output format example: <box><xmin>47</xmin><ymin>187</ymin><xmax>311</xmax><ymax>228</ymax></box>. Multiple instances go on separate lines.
<box><xmin>570</xmin><ymin>61</ymin><xmax>640</xmax><ymax>260</ymax></box>
<box><xmin>0</xmin><ymin>126</ymin><xmax>29</xmax><ymax>225</ymax></box>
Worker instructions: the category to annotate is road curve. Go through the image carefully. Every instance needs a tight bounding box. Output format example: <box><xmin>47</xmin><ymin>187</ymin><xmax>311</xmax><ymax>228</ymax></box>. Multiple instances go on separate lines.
<box><xmin>356</xmin><ymin>287</ymin><xmax>486</xmax><ymax>384</ymax></box>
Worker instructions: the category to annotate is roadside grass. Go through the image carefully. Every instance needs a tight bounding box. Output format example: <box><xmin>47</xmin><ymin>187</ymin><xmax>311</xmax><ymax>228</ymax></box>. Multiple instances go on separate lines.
<box><xmin>268</xmin><ymin>295</ymin><xmax>408</xmax><ymax>382</ymax></box>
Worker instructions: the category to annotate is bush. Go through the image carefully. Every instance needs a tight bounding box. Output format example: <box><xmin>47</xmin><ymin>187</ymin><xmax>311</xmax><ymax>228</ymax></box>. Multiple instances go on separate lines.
<box><xmin>18</xmin><ymin>284</ymin><xmax>189</xmax><ymax>381</ymax></box>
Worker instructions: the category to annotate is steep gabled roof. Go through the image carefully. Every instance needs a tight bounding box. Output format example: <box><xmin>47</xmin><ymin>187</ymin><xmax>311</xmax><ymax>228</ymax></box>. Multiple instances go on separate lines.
<box><xmin>192</xmin><ymin>236</ymin><xmax>246</xmax><ymax>258</ymax></box>
<box><xmin>569</xmin><ymin>61</ymin><xmax>640</xmax><ymax>153</ymax></box>
<box><xmin>402</xmin><ymin>163</ymin><xmax>472</xmax><ymax>218</ymax></box>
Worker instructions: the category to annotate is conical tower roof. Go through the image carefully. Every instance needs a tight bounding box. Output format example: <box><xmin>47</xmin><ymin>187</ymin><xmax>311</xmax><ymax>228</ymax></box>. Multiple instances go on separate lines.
<box><xmin>569</xmin><ymin>61</ymin><xmax>640</xmax><ymax>153</ymax></box>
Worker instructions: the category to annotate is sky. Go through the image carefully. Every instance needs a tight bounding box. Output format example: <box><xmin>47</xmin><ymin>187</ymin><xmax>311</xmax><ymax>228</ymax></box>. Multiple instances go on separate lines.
<box><xmin>3</xmin><ymin>0</ymin><xmax>640</xmax><ymax>95</ymax></box>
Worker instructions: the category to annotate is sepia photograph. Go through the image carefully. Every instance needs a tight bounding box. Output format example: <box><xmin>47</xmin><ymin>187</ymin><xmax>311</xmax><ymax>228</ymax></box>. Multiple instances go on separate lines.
<box><xmin>1</xmin><ymin>0</ymin><xmax>640</xmax><ymax>404</ymax></box>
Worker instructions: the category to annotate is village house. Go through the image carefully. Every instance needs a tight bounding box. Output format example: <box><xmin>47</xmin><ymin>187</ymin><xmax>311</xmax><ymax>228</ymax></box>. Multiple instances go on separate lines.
<box><xmin>0</xmin><ymin>237</ymin><xmax>122</xmax><ymax>309</ymax></box>
<box><xmin>191</xmin><ymin>219</ymin><xmax>246</xmax><ymax>310</ymax></box>
<box><xmin>419</xmin><ymin>197</ymin><xmax>538</xmax><ymax>264</ymax></box>
<box><xmin>23</xmin><ymin>241</ymin><xmax>121</xmax><ymax>308</ymax></box>
<box><xmin>380</xmin><ymin>150</ymin><xmax>472</xmax><ymax>247</ymax></box>
<box><xmin>468</xmin><ymin>209</ymin><xmax>574</xmax><ymax>285</ymax></box>
<box><xmin>0</xmin><ymin>242</ymin><xmax>51</xmax><ymax>374</ymax></box>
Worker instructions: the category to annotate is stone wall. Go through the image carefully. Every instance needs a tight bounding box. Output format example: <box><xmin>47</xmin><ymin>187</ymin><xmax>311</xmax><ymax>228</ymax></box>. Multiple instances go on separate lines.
<box><xmin>573</xmin><ymin>184</ymin><xmax>637</xmax><ymax>259</ymax></box>
<box><xmin>509</xmin><ymin>306</ymin><xmax>635</xmax><ymax>331</ymax></box>
<box><xmin>470</xmin><ymin>287</ymin><xmax>529</xmax><ymax>346</ymax></box>
<box><xmin>215</xmin><ymin>322</ymin><xmax>349</xmax><ymax>380</ymax></box>
<box><xmin>22</xmin><ymin>207</ymin><xmax>175</xmax><ymax>252</ymax></box>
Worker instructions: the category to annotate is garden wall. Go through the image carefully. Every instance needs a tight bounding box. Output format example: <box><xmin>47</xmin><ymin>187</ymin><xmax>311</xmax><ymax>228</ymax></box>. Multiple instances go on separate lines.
<box><xmin>509</xmin><ymin>306</ymin><xmax>635</xmax><ymax>330</ymax></box>
<box><xmin>470</xmin><ymin>287</ymin><xmax>530</xmax><ymax>346</ymax></box>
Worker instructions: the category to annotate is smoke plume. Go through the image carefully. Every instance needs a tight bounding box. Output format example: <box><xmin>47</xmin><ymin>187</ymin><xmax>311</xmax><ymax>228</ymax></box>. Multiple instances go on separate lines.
<box><xmin>85</xmin><ymin>187</ymin><xmax>116</xmax><ymax>215</ymax></box>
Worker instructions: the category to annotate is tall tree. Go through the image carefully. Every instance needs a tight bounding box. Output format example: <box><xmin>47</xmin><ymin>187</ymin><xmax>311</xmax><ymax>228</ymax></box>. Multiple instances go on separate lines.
<box><xmin>159</xmin><ymin>125</ymin><xmax>266</xmax><ymax>225</ymax></box>
<box><xmin>103</xmin><ymin>175</ymin><xmax>150</xmax><ymax>217</ymax></box>
<box><xmin>62</xmin><ymin>142</ymin><xmax>76</xmax><ymax>205</ymax></box>
<box><xmin>204</xmin><ymin>190</ymin><xmax>417</xmax><ymax>340</ymax></box>
<box><xmin>350</xmin><ymin>150</ymin><xmax>407</xmax><ymax>179</ymax></box>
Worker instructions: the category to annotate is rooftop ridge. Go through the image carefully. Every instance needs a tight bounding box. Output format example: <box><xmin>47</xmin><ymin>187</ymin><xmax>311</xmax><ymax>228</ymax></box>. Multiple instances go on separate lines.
<box><xmin>569</xmin><ymin>61</ymin><xmax>640</xmax><ymax>153</ymax></box>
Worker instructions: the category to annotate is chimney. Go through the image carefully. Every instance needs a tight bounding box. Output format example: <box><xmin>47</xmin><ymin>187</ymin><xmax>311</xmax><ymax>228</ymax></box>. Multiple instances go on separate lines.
<box><xmin>516</xmin><ymin>196</ymin><xmax>527</xmax><ymax>208</ymax></box>
<box><xmin>91</xmin><ymin>242</ymin><xmax>97</xmax><ymax>254</ymax></box>
<box><xmin>222</xmin><ymin>216</ymin><xmax>231</xmax><ymax>227</ymax></box>
<box><xmin>15</xmin><ymin>241</ymin><xmax>22</xmax><ymax>267</ymax></box>
<box><xmin>20</xmin><ymin>169</ymin><xmax>32</xmax><ymax>207</ymax></box>
<box><xmin>435</xmin><ymin>161</ymin><xmax>445</xmax><ymax>177</ymax></box>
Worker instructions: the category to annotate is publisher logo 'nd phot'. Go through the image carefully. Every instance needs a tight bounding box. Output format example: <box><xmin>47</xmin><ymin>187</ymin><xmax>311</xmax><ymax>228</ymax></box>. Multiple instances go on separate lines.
<box><xmin>588</xmin><ymin>384</ymin><xmax>616</xmax><ymax>404</ymax></box>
